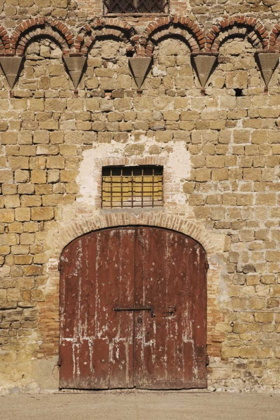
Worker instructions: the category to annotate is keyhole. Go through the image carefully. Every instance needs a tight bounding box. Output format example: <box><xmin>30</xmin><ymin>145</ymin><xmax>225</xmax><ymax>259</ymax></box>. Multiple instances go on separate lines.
<box><xmin>137</xmin><ymin>317</ymin><xmax>142</xmax><ymax>324</ymax></box>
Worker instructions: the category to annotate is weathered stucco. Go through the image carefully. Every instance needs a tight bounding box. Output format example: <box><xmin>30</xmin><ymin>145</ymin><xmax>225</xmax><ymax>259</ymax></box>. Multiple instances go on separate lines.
<box><xmin>77</xmin><ymin>138</ymin><xmax>192</xmax><ymax>206</ymax></box>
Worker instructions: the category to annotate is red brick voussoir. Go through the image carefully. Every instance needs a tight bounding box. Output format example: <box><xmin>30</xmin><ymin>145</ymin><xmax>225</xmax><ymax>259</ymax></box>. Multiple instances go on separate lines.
<box><xmin>74</xmin><ymin>18</ymin><xmax>136</xmax><ymax>55</ymax></box>
<box><xmin>9</xmin><ymin>18</ymin><xmax>75</xmax><ymax>57</ymax></box>
<box><xmin>205</xmin><ymin>15</ymin><xmax>269</xmax><ymax>53</ymax></box>
<box><xmin>141</xmin><ymin>15</ymin><xmax>205</xmax><ymax>57</ymax></box>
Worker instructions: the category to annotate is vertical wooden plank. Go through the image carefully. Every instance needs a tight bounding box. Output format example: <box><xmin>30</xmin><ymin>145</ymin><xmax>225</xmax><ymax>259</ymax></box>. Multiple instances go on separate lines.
<box><xmin>164</xmin><ymin>231</ymin><xmax>185</xmax><ymax>388</ymax></box>
<box><xmin>106</xmin><ymin>228</ymin><xmax>135</xmax><ymax>389</ymax></box>
<box><xmin>77</xmin><ymin>338</ymin><xmax>91</xmax><ymax>388</ymax></box>
<box><xmin>86</xmin><ymin>234</ymin><xmax>98</xmax><ymax>339</ymax></box>
<box><xmin>60</xmin><ymin>242</ymin><xmax>81</xmax><ymax>339</ymax></box>
<box><xmin>134</xmin><ymin>227</ymin><xmax>207</xmax><ymax>389</ymax></box>
<box><xmin>59</xmin><ymin>228</ymin><xmax>135</xmax><ymax>389</ymax></box>
<box><xmin>181</xmin><ymin>236</ymin><xmax>195</xmax><ymax>386</ymax></box>
<box><xmin>60</xmin><ymin>238</ymin><xmax>84</xmax><ymax>388</ymax></box>
<box><xmin>191</xmin><ymin>244</ymin><xmax>207</xmax><ymax>386</ymax></box>
<box><xmin>134</xmin><ymin>227</ymin><xmax>169</xmax><ymax>388</ymax></box>
<box><xmin>59</xmin><ymin>340</ymin><xmax>75</xmax><ymax>389</ymax></box>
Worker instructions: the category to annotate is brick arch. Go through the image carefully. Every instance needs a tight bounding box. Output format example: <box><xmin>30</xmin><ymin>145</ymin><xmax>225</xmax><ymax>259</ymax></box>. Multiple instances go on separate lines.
<box><xmin>74</xmin><ymin>18</ymin><xmax>136</xmax><ymax>55</ymax></box>
<box><xmin>39</xmin><ymin>211</ymin><xmax>225</xmax><ymax>362</ymax></box>
<box><xmin>0</xmin><ymin>25</ymin><xmax>10</xmax><ymax>55</ymax></box>
<box><xmin>10</xmin><ymin>17</ymin><xmax>75</xmax><ymax>56</ymax></box>
<box><xmin>270</xmin><ymin>24</ymin><xmax>280</xmax><ymax>51</ymax></box>
<box><xmin>139</xmin><ymin>16</ymin><xmax>205</xmax><ymax>57</ymax></box>
<box><xmin>49</xmin><ymin>213</ymin><xmax>224</xmax><ymax>265</ymax></box>
<box><xmin>205</xmin><ymin>16</ymin><xmax>269</xmax><ymax>53</ymax></box>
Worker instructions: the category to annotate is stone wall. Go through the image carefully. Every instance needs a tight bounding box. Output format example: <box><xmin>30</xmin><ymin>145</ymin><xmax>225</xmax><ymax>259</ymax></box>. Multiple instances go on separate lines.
<box><xmin>0</xmin><ymin>0</ymin><xmax>280</xmax><ymax>393</ymax></box>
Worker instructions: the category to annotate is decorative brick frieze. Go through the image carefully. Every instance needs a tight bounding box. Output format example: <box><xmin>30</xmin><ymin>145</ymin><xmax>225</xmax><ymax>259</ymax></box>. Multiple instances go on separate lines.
<box><xmin>0</xmin><ymin>15</ymin><xmax>278</xmax><ymax>60</ymax></box>
<box><xmin>205</xmin><ymin>16</ymin><xmax>269</xmax><ymax>53</ymax></box>
<box><xmin>63</xmin><ymin>56</ymin><xmax>87</xmax><ymax>89</ymax></box>
<box><xmin>255</xmin><ymin>52</ymin><xmax>280</xmax><ymax>89</ymax></box>
<box><xmin>270</xmin><ymin>24</ymin><xmax>280</xmax><ymax>52</ymax></box>
<box><xmin>9</xmin><ymin>18</ymin><xmax>75</xmax><ymax>57</ymax></box>
<box><xmin>141</xmin><ymin>16</ymin><xmax>205</xmax><ymax>57</ymax></box>
<box><xmin>0</xmin><ymin>56</ymin><xmax>23</xmax><ymax>88</ymax></box>
<box><xmin>192</xmin><ymin>53</ymin><xmax>218</xmax><ymax>89</ymax></box>
<box><xmin>0</xmin><ymin>25</ymin><xmax>10</xmax><ymax>55</ymax></box>
<box><xmin>0</xmin><ymin>14</ymin><xmax>279</xmax><ymax>91</ymax></box>
<box><xmin>74</xmin><ymin>18</ymin><xmax>136</xmax><ymax>55</ymax></box>
<box><xmin>129</xmin><ymin>56</ymin><xmax>152</xmax><ymax>87</ymax></box>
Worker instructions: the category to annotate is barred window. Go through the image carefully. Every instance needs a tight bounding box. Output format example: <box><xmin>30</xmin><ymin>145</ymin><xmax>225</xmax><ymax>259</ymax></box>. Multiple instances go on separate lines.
<box><xmin>104</xmin><ymin>0</ymin><xmax>169</xmax><ymax>14</ymax></box>
<box><xmin>102</xmin><ymin>166</ymin><xmax>164</xmax><ymax>208</ymax></box>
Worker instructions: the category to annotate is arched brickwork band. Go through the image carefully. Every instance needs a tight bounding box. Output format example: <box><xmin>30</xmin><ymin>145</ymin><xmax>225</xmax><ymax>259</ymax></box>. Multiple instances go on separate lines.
<box><xmin>0</xmin><ymin>15</ymin><xmax>277</xmax><ymax>90</ymax></box>
<box><xmin>0</xmin><ymin>25</ymin><xmax>10</xmax><ymax>55</ymax></box>
<box><xmin>0</xmin><ymin>15</ymin><xmax>278</xmax><ymax>58</ymax></box>
<box><xmin>75</xmin><ymin>18</ymin><xmax>136</xmax><ymax>55</ymax></box>
<box><xmin>270</xmin><ymin>24</ymin><xmax>280</xmax><ymax>51</ymax></box>
<box><xmin>10</xmin><ymin>18</ymin><xmax>75</xmax><ymax>56</ymax></box>
<box><xmin>205</xmin><ymin>16</ymin><xmax>269</xmax><ymax>53</ymax></box>
<box><xmin>141</xmin><ymin>16</ymin><xmax>205</xmax><ymax>57</ymax></box>
<box><xmin>48</xmin><ymin>213</ymin><xmax>225</xmax><ymax>265</ymax></box>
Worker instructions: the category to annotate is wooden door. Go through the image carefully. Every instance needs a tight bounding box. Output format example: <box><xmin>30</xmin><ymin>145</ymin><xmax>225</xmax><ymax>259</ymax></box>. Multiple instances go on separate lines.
<box><xmin>133</xmin><ymin>227</ymin><xmax>207</xmax><ymax>389</ymax></box>
<box><xmin>59</xmin><ymin>227</ymin><xmax>207</xmax><ymax>390</ymax></box>
<box><xmin>59</xmin><ymin>228</ymin><xmax>135</xmax><ymax>389</ymax></box>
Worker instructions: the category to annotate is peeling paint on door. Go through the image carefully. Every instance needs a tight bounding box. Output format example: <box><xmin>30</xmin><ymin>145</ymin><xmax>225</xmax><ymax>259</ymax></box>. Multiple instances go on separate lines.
<box><xmin>59</xmin><ymin>227</ymin><xmax>207</xmax><ymax>390</ymax></box>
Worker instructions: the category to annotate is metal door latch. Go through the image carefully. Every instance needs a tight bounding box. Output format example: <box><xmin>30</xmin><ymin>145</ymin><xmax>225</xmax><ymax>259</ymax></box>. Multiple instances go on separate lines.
<box><xmin>114</xmin><ymin>306</ymin><xmax>152</xmax><ymax>311</ymax></box>
<box><xmin>114</xmin><ymin>307</ymin><xmax>155</xmax><ymax>317</ymax></box>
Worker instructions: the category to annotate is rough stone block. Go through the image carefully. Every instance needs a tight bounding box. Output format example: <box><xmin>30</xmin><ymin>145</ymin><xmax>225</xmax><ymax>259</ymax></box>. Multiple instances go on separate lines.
<box><xmin>31</xmin><ymin>207</ymin><xmax>54</xmax><ymax>221</ymax></box>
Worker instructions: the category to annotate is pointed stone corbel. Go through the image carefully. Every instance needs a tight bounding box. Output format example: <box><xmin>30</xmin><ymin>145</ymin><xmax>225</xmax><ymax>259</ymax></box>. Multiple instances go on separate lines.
<box><xmin>191</xmin><ymin>53</ymin><xmax>218</xmax><ymax>92</ymax></box>
<box><xmin>63</xmin><ymin>54</ymin><xmax>87</xmax><ymax>90</ymax></box>
<box><xmin>0</xmin><ymin>56</ymin><xmax>24</xmax><ymax>89</ymax></box>
<box><xmin>255</xmin><ymin>51</ymin><xmax>279</xmax><ymax>92</ymax></box>
<box><xmin>129</xmin><ymin>57</ymin><xmax>152</xmax><ymax>89</ymax></box>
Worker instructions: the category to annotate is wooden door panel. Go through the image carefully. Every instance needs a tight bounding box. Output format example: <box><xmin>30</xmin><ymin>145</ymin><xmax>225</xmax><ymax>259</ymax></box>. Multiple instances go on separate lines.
<box><xmin>60</xmin><ymin>226</ymin><xmax>207</xmax><ymax>390</ymax></box>
<box><xmin>60</xmin><ymin>228</ymin><xmax>135</xmax><ymax>389</ymax></box>
<box><xmin>133</xmin><ymin>227</ymin><xmax>207</xmax><ymax>389</ymax></box>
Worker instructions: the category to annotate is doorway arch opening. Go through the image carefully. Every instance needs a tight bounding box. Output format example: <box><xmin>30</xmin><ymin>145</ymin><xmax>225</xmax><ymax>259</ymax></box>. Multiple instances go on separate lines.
<box><xmin>59</xmin><ymin>225</ymin><xmax>208</xmax><ymax>390</ymax></box>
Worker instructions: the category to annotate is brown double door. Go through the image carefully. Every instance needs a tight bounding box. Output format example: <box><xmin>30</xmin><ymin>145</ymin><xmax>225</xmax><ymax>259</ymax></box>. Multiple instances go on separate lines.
<box><xmin>59</xmin><ymin>226</ymin><xmax>207</xmax><ymax>390</ymax></box>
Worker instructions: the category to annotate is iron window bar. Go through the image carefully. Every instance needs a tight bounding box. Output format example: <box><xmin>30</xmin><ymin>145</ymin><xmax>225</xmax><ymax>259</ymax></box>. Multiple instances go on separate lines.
<box><xmin>102</xmin><ymin>165</ymin><xmax>164</xmax><ymax>209</ymax></box>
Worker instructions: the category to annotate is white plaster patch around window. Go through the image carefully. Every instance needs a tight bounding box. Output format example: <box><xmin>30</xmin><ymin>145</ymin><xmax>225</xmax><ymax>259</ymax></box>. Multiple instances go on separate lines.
<box><xmin>76</xmin><ymin>136</ymin><xmax>192</xmax><ymax>207</ymax></box>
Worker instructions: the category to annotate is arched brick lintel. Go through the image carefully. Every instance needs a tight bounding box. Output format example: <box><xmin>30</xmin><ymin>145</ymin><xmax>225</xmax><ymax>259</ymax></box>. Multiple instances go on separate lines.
<box><xmin>75</xmin><ymin>19</ymin><xmax>136</xmax><ymax>55</ymax></box>
<box><xmin>49</xmin><ymin>212</ymin><xmax>225</xmax><ymax>265</ymax></box>
<box><xmin>0</xmin><ymin>25</ymin><xmax>10</xmax><ymax>54</ymax></box>
<box><xmin>10</xmin><ymin>18</ymin><xmax>74</xmax><ymax>56</ymax></box>
<box><xmin>206</xmin><ymin>16</ymin><xmax>269</xmax><ymax>53</ymax></box>
<box><xmin>140</xmin><ymin>16</ymin><xmax>205</xmax><ymax>57</ymax></box>
<box><xmin>270</xmin><ymin>25</ymin><xmax>280</xmax><ymax>51</ymax></box>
